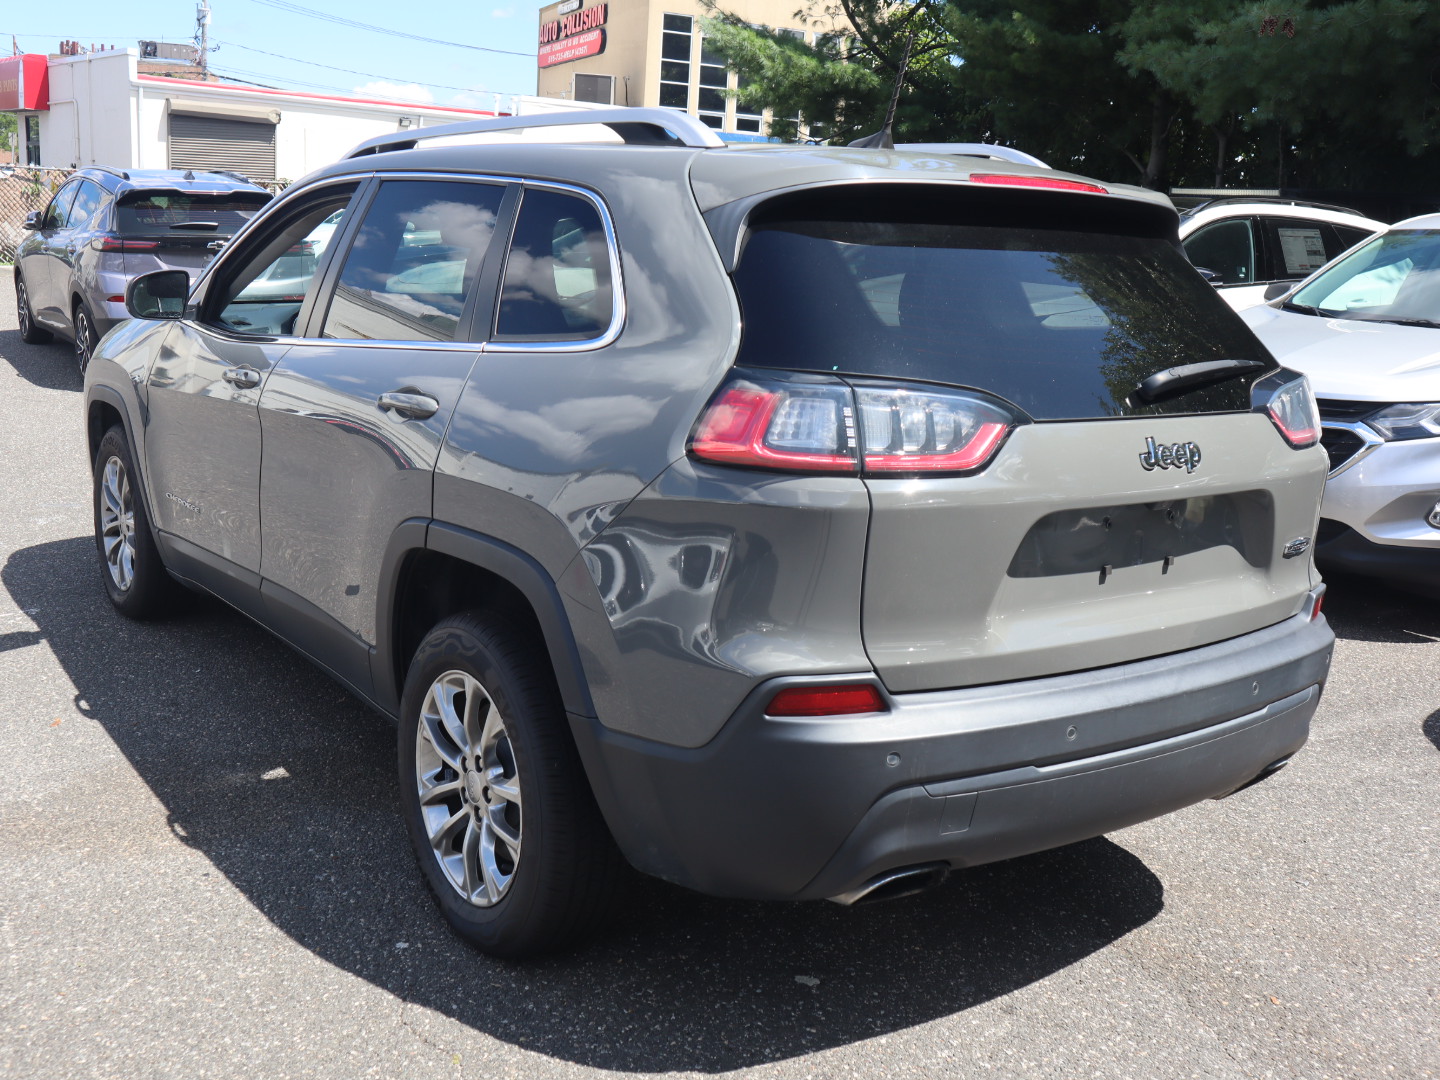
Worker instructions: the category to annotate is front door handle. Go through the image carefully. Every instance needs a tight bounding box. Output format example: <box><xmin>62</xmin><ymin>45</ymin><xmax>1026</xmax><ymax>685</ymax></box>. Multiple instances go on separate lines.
<box><xmin>222</xmin><ymin>366</ymin><xmax>261</xmax><ymax>389</ymax></box>
<box><xmin>378</xmin><ymin>390</ymin><xmax>440</xmax><ymax>420</ymax></box>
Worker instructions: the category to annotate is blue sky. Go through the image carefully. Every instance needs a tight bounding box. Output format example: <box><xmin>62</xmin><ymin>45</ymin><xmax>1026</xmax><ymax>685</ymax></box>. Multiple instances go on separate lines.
<box><xmin>8</xmin><ymin>0</ymin><xmax>543</xmax><ymax>107</ymax></box>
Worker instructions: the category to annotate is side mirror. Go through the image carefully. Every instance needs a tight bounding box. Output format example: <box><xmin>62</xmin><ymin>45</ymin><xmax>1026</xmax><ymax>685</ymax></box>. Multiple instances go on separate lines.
<box><xmin>22</xmin><ymin>210</ymin><xmax>42</xmax><ymax>231</ymax></box>
<box><xmin>1264</xmin><ymin>281</ymin><xmax>1293</xmax><ymax>301</ymax></box>
<box><xmin>1194</xmin><ymin>266</ymin><xmax>1222</xmax><ymax>286</ymax></box>
<box><xmin>126</xmin><ymin>270</ymin><xmax>191</xmax><ymax>320</ymax></box>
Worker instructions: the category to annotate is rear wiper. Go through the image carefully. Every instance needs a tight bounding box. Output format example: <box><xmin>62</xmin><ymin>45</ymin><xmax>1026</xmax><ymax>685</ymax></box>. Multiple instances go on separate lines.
<box><xmin>1130</xmin><ymin>358</ymin><xmax>1271</xmax><ymax>406</ymax></box>
<box><xmin>168</xmin><ymin>221</ymin><xmax>220</xmax><ymax>231</ymax></box>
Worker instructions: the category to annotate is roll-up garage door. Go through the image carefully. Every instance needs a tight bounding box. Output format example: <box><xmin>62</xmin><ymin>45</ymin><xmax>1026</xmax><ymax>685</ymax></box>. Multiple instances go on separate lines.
<box><xmin>167</xmin><ymin>113</ymin><xmax>277</xmax><ymax>182</ymax></box>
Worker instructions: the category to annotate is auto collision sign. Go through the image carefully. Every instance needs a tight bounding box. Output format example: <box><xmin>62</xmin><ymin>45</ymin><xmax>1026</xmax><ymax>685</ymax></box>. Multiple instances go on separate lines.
<box><xmin>538</xmin><ymin>2</ymin><xmax>607</xmax><ymax>68</ymax></box>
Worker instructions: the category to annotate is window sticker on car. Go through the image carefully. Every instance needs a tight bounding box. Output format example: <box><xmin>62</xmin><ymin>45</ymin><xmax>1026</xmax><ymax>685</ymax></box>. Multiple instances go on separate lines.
<box><xmin>1278</xmin><ymin>227</ymin><xmax>1328</xmax><ymax>275</ymax></box>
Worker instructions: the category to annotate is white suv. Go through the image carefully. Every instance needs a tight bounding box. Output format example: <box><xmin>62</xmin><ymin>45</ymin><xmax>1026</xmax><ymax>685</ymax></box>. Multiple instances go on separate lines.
<box><xmin>1179</xmin><ymin>198</ymin><xmax>1384</xmax><ymax>311</ymax></box>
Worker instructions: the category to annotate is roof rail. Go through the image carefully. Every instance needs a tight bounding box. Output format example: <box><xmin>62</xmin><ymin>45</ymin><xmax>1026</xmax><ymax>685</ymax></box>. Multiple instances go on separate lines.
<box><xmin>1179</xmin><ymin>195</ymin><xmax>1368</xmax><ymax>218</ymax></box>
<box><xmin>344</xmin><ymin>108</ymin><xmax>727</xmax><ymax>159</ymax></box>
<box><xmin>87</xmin><ymin>164</ymin><xmax>131</xmax><ymax>181</ymax></box>
<box><xmin>894</xmin><ymin>143</ymin><xmax>1050</xmax><ymax>169</ymax></box>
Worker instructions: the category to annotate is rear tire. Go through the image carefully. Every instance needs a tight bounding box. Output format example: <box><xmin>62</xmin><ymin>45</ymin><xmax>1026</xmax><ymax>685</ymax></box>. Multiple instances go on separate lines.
<box><xmin>93</xmin><ymin>425</ymin><xmax>183</xmax><ymax>619</ymax></box>
<box><xmin>73</xmin><ymin>301</ymin><xmax>99</xmax><ymax>376</ymax></box>
<box><xmin>15</xmin><ymin>274</ymin><xmax>52</xmax><ymax>345</ymax></box>
<box><xmin>398</xmin><ymin>611</ymin><xmax>622</xmax><ymax>958</ymax></box>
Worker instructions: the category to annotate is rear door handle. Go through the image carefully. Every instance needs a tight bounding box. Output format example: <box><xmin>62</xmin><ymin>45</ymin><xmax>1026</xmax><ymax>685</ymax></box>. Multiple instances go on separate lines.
<box><xmin>378</xmin><ymin>391</ymin><xmax>440</xmax><ymax>420</ymax></box>
<box><xmin>222</xmin><ymin>366</ymin><xmax>261</xmax><ymax>389</ymax></box>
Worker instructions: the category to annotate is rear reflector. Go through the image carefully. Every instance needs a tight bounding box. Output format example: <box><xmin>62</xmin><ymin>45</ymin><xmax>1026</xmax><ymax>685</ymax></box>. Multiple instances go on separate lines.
<box><xmin>969</xmin><ymin>173</ymin><xmax>1108</xmax><ymax>194</ymax></box>
<box><xmin>1309</xmin><ymin>589</ymin><xmax>1325</xmax><ymax>621</ymax></box>
<box><xmin>106</xmin><ymin>295</ymin><xmax>124</xmax><ymax>304</ymax></box>
<box><xmin>766</xmin><ymin>684</ymin><xmax>887</xmax><ymax>717</ymax></box>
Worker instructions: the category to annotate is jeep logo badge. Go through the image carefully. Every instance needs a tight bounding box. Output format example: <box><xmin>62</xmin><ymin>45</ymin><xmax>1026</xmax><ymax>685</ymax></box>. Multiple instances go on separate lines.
<box><xmin>1139</xmin><ymin>437</ymin><xmax>1202</xmax><ymax>473</ymax></box>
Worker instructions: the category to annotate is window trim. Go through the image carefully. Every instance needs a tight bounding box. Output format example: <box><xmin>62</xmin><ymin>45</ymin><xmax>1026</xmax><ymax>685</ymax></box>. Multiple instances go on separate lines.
<box><xmin>486</xmin><ymin>178</ymin><xmax>625</xmax><ymax>354</ymax></box>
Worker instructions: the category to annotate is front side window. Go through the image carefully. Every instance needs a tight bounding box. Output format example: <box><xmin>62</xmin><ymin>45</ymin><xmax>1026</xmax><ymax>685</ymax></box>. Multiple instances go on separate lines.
<box><xmin>1182</xmin><ymin>220</ymin><xmax>1255</xmax><ymax>285</ymax></box>
<box><xmin>732</xmin><ymin>188</ymin><xmax>1275</xmax><ymax>420</ymax></box>
<box><xmin>321</xmin><ymin>179</ymin><xmax>505</xmax><ymax>343</ymax></box>
<box><xmin>494</xmin><ymin>188</ymin><xmax>614</xmax><ymax>342</ymax></box>
<box><xmin>1290</xmin><ymin>230</ymin><xmax>1440</xmax><ymax>323</ymax></box>
<box><xmin>209</xmin><ymin>185</ymin><xmax>357</xmax><ymax>336</ymax></box>
<box><xmin>42</xmin><ymin>182</ymin><xmax>81</xmax><ymax>230</ymax></box>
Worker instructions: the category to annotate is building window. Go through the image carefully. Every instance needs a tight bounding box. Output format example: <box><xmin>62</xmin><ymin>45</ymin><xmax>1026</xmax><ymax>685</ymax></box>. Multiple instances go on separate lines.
<box><xmin>660</xmin><ymin>14</ymin><xmax>692</xmax><ymax>111</ymax></box>
<box><xmin>24</xmin><ymin>115</ymin><xmax>41</xmax><ymax>166</ymax></box>
<box><xmin>574</xmin><ymin>73</ymin><xmax>615</xmax><ymax>104</ymax></box>
<box><xmin>697</xmin><ymin>40</ymin><xmax>728</xmax><ymax>129</ymax></box>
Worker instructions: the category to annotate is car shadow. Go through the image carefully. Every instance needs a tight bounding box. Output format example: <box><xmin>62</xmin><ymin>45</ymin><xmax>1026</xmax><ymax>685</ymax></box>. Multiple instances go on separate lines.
<box><xmin>1321</xmin><ymin>572</ymin><xmax>1440</xmax><ymax>645</ymax></box>
<box><xmin>1423</xmin><ymin>709</ymin><xmax>1440</xmax><ymax>752</ymax></box>
<box><xmin>0</xmin><ymin>327</ymin><xmax>81</xmax><ymax>392</ymax></box>
<box><xmin>5</xmin><ymin>536</ymin><xmax>1164</xmax><ymax>1072</ymax></box>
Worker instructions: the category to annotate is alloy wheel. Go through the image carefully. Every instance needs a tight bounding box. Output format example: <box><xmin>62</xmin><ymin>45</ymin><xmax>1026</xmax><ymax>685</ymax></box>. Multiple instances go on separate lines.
<box><xmin>74</xmin><ymin>308</ymin><xmax>94</xmax><ymax>374</ymax></box>
<box><xmin>17</xmin><ymin>281</ymin><xmax>33</xmax><ymax>336</ymax></box>
<box><xmin>99</xmin><ymin>455</ymin><xmax>136</xmax><ymax>592</ymax></box>
<box><xmin>414</xmin><ymin>669</ymin><xmax>523</xmax><ymax>907</ymax></box>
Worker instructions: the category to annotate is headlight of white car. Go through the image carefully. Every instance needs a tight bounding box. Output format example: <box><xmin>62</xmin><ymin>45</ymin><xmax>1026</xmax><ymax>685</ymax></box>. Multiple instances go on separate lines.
<box><xmin>1366</xmin><ymin>403</ymin><xmax>1440</xmax><ymax>441</ymax></box>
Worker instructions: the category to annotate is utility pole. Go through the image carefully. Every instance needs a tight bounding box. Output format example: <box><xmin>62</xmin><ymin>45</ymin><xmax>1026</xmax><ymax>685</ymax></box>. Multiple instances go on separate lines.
<box><xmin>196</xmin><ymin>0</ymin><xmax>212</xmax><ymax>78</ymax></box>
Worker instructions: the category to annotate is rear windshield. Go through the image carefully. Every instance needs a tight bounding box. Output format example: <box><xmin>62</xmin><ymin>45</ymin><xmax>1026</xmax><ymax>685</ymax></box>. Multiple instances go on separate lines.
<box><xmin>732</xmin><ymin>215</ymin><xmax>1276</xmax><ymax>420</ymax></box>
<box><xmin>116</xmin><ymin>191</ymin><xmax>271</xmax><ymax>235</ymax></box>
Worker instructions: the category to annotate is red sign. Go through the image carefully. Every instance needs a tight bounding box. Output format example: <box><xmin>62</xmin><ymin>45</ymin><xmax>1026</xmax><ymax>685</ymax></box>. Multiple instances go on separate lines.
<box><xmin>538</xmin><ymin>28</ymin><xmax>606</xmax><ymax>68</ymax></box>
<box><xmin>539</xmin><ymin>3</ymin><xmax>607</xmax><ymax>45</ymax></box>
<box><xmin>0</xmin><ymin>55</ymin><xmax>49</xmax><ymax>111</ymax></box>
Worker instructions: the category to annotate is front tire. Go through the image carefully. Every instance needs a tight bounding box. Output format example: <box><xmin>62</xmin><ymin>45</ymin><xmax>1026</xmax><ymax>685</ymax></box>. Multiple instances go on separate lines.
<box><xmin>93</xmin><ymin>425</ymin><xmax>183</xmax><ymax>619</ymax></box>
<box><xmin>398</xmin><ymin>611</ymin><xmax>622</xmax><ymax>958</ymax></box>
<box><xmin>15</xmin><ymin>273</ymin><xmax>52</xmax><ymax>345</ymax></box>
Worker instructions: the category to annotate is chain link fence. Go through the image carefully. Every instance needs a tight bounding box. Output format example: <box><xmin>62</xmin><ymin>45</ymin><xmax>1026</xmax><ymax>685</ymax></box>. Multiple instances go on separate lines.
<box><xmin>0</xmin><ymin>166</ymin><xmax>75</xmax><ymax>265</ymax></box>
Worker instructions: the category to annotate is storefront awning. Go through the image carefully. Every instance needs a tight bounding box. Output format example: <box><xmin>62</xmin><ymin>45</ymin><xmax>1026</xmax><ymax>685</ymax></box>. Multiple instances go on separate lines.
<box><xmin>0</xmin><ymin>55</ymin><xmax>49</xmax><ymax>111</ymax></box>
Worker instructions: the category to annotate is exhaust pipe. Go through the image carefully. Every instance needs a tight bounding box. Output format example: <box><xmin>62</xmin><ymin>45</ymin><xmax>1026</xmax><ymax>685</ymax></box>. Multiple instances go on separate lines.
<box><xmin>827</xmin><ymin>862</ymin><xmax>950</xmax><ymax>906</ymax></box>
<box><xmin>1214</xmin><ymin>755</ymin><xmax>1293</xmax><ymax>800</ymax></box>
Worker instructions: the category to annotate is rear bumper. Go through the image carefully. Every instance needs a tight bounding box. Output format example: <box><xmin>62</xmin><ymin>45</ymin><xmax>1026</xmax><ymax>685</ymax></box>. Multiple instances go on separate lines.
<box><xmin>571</xmin><ymin>601</ymin><xmax>1333</xmax><ymax>901</ymax></box>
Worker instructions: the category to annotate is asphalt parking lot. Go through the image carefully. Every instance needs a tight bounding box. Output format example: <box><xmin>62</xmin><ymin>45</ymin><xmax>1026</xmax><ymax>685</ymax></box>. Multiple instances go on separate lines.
<box><xmin>0</xmin><ymin>296</ymin><xmax>1436</xmax><ymax>1080</ymax></box>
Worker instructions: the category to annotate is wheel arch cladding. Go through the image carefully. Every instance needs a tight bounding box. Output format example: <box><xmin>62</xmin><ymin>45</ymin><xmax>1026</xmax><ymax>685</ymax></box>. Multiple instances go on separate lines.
<box><xmin>385</xmin><ymin>523</ymin><xmax>596</xmax><ymax>722</ymax></box>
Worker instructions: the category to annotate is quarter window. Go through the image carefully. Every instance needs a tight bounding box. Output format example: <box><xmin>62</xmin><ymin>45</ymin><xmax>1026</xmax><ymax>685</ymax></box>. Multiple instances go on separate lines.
<box><xmin>67</xmin><ymin>180</ymin><xmax>106</xmax><ymax>229</ymax></box>
<box><xmin>494</xmin><ymin>188</ymin><xmax>614</xmax><ymax>342</ymax></box>
<box><xmin>320</xmin><ymin>180</ymin><xmax>505</xmax><ymax>343</ymax></box>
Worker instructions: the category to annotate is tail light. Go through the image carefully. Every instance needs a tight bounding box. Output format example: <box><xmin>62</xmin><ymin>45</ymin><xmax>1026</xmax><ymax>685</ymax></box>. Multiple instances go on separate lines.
<box><xmin>766</xmin><ymin>683</ymin><xmax>887</xmax><ymax>717</ymax></box>
<box><xmin>96</xmin><ymin>238</ymin><xmax>160</xmax><ymax>252</ymax></box>
<box><xmin>1253</xmin><ymin>370</ymin><xmax>1320</xmax><ymax>448</ymax></box>
<box><xmin>690</xmin><ymin>371</ymin><xmax>1022</xmax><ymax>476</ymax></box>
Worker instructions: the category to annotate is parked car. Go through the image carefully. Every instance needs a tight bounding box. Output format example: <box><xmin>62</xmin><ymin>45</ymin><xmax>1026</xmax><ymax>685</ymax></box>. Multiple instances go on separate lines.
<box><xmin>83</xmin><ymin>110</ymin><xmax>1334</xmax><ymax>957</ymax></box>
<box><xmin>1241</xmin><ymin>213</ymin><xmax>1440</xmax><ymax>592</ymax></box>
<box><xmin>13</xmin><ymin>166</ymin><xmax>272</xmax><ymax>371</ymax></box>
<box><xmin>1179</xmin><ymin>198</ymin><xmax>1384</xmax><ymax>311</ymax></box>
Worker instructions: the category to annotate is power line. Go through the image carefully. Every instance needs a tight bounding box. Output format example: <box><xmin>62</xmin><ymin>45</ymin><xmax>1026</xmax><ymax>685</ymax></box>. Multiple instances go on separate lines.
<box><xmin>215</xmin><ymin>39</ymin><xmax>493</xmax><ymax>95</ymax></box>
<box><xmin>239</xmin><ymin>0</ymin><xmax>536</xmax><ymax>57</ymax></box>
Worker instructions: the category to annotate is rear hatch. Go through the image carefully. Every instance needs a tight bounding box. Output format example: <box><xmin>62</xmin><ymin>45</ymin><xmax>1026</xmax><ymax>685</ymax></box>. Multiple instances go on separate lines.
<box><xmin>111</xmin><ymin>188</ymin><xmax>271</xmax><ymax>278</ymax></box>
<box><xmin>720</xmin><ymin>181</ymin><xmax>1326</xmax><ymax>693</ymax></box>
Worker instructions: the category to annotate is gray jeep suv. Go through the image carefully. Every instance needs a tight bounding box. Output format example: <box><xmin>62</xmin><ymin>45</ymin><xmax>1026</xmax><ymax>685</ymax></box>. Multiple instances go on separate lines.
<box><xmin>83</xmin><ymin>110</ymin><xmax>1335</xmax><ymax>957</ymax></box>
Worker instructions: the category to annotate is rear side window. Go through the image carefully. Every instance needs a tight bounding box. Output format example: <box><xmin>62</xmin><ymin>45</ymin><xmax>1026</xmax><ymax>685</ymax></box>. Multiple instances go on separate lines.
<box><xmin>494</xmin><ymin>187</ymin><xmax>614</xmax><ymax>342</ymax></box>
<box><xmin>115</xmin><ymin>191</ymin><xmax>271</xmax><ymax>235</ymax></box>
<box><xmin>321</xmin><ymin>179</ymin><xmax>506</xmax><ymax>343</ymax></box>
<box><xmin>732</xmin><ymin>209</ymin><xmax>1275</xmax><ymax>421</ymax></box>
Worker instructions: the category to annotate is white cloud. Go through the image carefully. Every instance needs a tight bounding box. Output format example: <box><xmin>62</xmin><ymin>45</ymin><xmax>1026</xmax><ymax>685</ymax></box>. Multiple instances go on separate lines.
<box><xmin>352</xmin><ymin>81</ymin><xmax>436</xmax><ymax>105</ymax></box>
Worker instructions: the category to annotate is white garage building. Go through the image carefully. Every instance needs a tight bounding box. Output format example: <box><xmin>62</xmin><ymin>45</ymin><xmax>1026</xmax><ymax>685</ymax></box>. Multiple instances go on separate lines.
<box><xmin>3</xmin><ymin>47</ymin><xmax>605</xmax><ymax>183</ymax></box>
